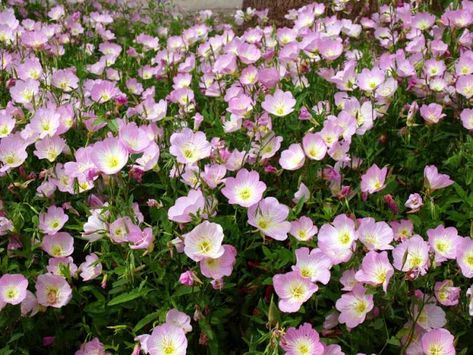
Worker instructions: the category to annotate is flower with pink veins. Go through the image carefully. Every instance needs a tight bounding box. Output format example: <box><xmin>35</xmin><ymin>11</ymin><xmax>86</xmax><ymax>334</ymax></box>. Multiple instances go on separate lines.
<box><xmin>292</xmin><ymin>247</ymin><xmax>332</xmax><ymax>284</ymax></box>
<box><xmin>34</xmin><ymin>135</ymin><xmax>67</xmax><ymax>162</ymax></box>
<box><xmin>357</xmin><ymin>67</ymin><xmax>385</xmax><ymax>92</ymax></box>
<box><xmin>0</xmin><ymin>134</ymin><xmax>28</xmax><ymax>171</ymax></box>
<box><xmin>169</xmin><ymin>128</ymin><xmax>211</xmax><ymax>165</ymax></box>
<box><xmin>280</xmin><ymin>323</ymin><xmax>324</xmax><ymax>355</ymax></box>
<box><xmin>360</xmin><ymin>164</ymin><xmax>388</xmax><ymax>194</ymax></box>
<box><xmin>91</xmin><ymin>137</ymin><xmax>129</xmax><ymax>175</ymax></box>
<box><xmin>355</xmin><ymin>251</ymin><xmax>394</xmax><ymax>292</ymax></box>
<box><xmin>427</xmin><ymin>225</ymin><xmax>460</xmax><ymax>263</ymax></box>
<box><xmin>199</xmin><ymin>244</ymin><xmax>237</xmax><ymax>280</ymax></box>
<box><xmin>183</xmin><ymin>221</ymin><xmax>225</xmax><ymax>262</ymax></box>
<box><xmin>35</xmin><ymin>274</ymin><xmax>72</xmax><ymax>308</ymax></box>
<box><xmin>289</xmin><ymin>216</ymin><xmax>318</xmax><ymax>242</ymax></box>
<box><xmin>421</xmin><ymin>328</ymin><xmax>456</xmax><ymax>355</ymax></box>
<box><xmin>356</xmin><ymin>217</ymin><xmax>393</xmax><ymax>250</ymax></box>
<box><xmin>261</xmin><ymin>89</ymin><xmax>296</xmax><ymax>117</ymax></box>
<box><xmin>168</xmin><ymin>189</ymin><xmax>205</xmax><ymax>224</ymax></box>
<box><xmin>0</xmin><ymin>274</ymin><xmax>28</xmax><ymax>305</ymax></box>
<box><xmin>39</xmin><ymin>206</ymin><xmax>69</xmax><ymax>235</ymax></box>
<box><xmin>279</xmin><ymin>143</ymin><xmax>306</xmax><ymax>170</ymax></box>
<box><xmin>41</xmin><ymin>232</ymin><xmax>74</xmax><ymax>257</ymax></box>
<box><xmin>302</xmin><ymin>132</ymin><xmax>327</xmax><ymax>160</ymax></box>
<box><xmin>420</xmin><ymin>103</ymin><xmax>445</xmax><ymax>125</ymax></box>
<box><xmin>434</xmin><ymin>280</ymin><xmax>460</xmax><ymax>306</ymax></box>
<box><xmin>146</xmin><ymin>324</ymin><xmax>188</xmax><ymax>355</ymax></box>
<box><xmin>273</xmin><ymin>271</ymin><xmax>318</xmax><ymax>313</ymax></box>
<box><xmin>79</xmin><ymin>253</ymin><xmax>103</xmax><ymax>281</ymax></box>
<box><xmin>456</xmin><ymin>237</ymin><xmax>473</xmax><ymax>278</ymax></box>
<box><xmin>166</xmin><ymin>309</ymin><xmax>192</xmax><ymax>334</ymax></box>
<box><xmin>221</xmin><ymin>168</ymin><xmax>266</xmax><ymax>208</ymax></box>
<box><xmin>247</xmin><ymin>197</ymin><xmax>291</xmax><ymax>241</ymax></box>
<box><xmin>424</xmin><ymin>165</ymin><xmax>454</xmax><ymax>191</ymax></box>
<box><xmin>335</xmin><ymin>285</ymin><xmax>374</xmax><ymax>328</ymax></box>
<box><xmin>318</xmin><ymin>214</ymin><xmax>357</xmax><ymax>265</ymax></box>
<box><xmin>392</xmin><ymin>235</ymin><xmax>430</xmax><ymax>275</ymax></box>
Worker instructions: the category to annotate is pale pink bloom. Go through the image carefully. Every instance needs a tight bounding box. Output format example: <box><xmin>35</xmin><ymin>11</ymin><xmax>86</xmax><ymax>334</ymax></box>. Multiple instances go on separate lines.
<box><xmin>302</xmin><ymin>133</ymin><xmax>327</xmax><ymax>160</ymax></box>
<box><xmin>456</xmin><ymin>74</ymin><xmax>473</xmax><ymax>98</ymax></box>
<box><xmin>289</xmin><ymin>216</ymin><xmax>318</xmax><ymax>242</ymax></box>
<box><xmin>21</xmin><ymin>290</ymin><xmax>39</xmax><ymax>317</ymax></box>
<box><xmin>318</xmin><ymin>38</ymin><xmax>343</xmax><ymax>61</ymax></box>
<box><xmin>139</xmin><ymin>97</ymin><xmax>167</xmax><ymax>122</ymax></box>
<box><xmin>52</xmin><ymin>69</ymin><xmax>79</xmax><ymax>92</ymax></box>
<box><xmin>405</xmin><ymin>193</ymin><xmax>423</xmax><ymax>210</ymax></box>
<box><xmin>390</xmin><ymin>219</ymin><xmax>414</xmax><ymax>241</ymax></box>
<box><xmin>201</xmin><ymin>164</ymin><xmax>226</xmax><ymax>189</ymax></box>
<box><xmin>82</xmin><ymin>206</ymin><xmax>108</xmax><ymax>242</ymax></box>
<box><xmin>79</xmin><ymin>253</ymin><xmax>102</xmax><ymax>281</ymax></box>
<box><xmin>261</xmin><ymin>89</ymin><xmax>296</xmax><ymax>117</ymax></box>
<box><xmin>280</xmin><ymin>323</ymin><xmax>324</xmax><ymax>355</ymax></box>
<box><xmin>357</xmin><ymin>67</ymin><xmax>385</xmax><ymax>91</ymax></box>
<box><xmin>91</xmin><ymin>137</ymin><xmax>129</xmax><ymax>175</ymax></box>
<box><xmin>178</xmin><ymin>271</ymin><xmax>194</xmax><ymax>286</ymax></box>
<box><xmin>421</xmin><ymin>328</ymin><xmax>456</xmax><ymax>355</ymax></box>
<box><xmin>39</xmin><ymin>206</ymin><xmax>68</xmax><ymax>235</ymax></box>
<box><xmin>0</xmin><ymin>216</ymin><xmax>13</xmax><ymax>236</ymax></box>
<box><xmin>420</xmin><ymin>103</ymin><xmax>445</xmax><ymax>125</ymax></box>
<box><xmin>47</xmin><ymin>257</ymin><xmax>78</xmax><ymax>277</ymax></box>
<box><xmin>247</xmin><ymin>197</ymin><xmax>291</xmax><ymax>241</ymax></box>
<box><xmin>356</xmin><ymin>217</ymin><xmax>393</xmax><ymax>250</ymax></box>
<box><xmin>413</xmin><ymin>303</ymin><xmax>446</xmax><ymax>331</ymax></box>
<box><xmin>90</xmin><ymin>80</ymin><xmax>120</xmax><ymax>103</ymax></box>
<box><xmin>135</xmin><ymin>142</ymin><xmax>160</xmax><ymax>172</ymax></box>
<box><xmin>460</xmin><ymin>109</ymin><xmax>473</xmax><ymax>130</ymax></box>
<box><xmin>183</xmin><ymin>221</ymin><xmax>225</xmax><ymax>262</ymax></box>
<box><xmin>221</xmin><ymin>168</ymin><xmax>266</xmax><ymax>208</ymax></box>
<box><xmin>457</xmin><ymin>237</ymin><xmax>473</xmax><ymax>278</ymax></box>
<box><xmin>42</xmin><ymin>232</ymin><xmax>74</xmax><ymax>257</ymax></box>
<box><xmin>166</xmin><ymin>309</ymin><xmax>192</xmax><ymax>333</ymax></box>
<box><xmin>34</xmin><ymin>135</ymin><xmax>66</xmax><ymax>162</ymax></box>
<box><xmin>412</xmin><ymin>12</ymin><xmax>435</xmax><ymax>30</ymax></box>
<box><xmin>35</xmin><ymin>273</ymin><xmax>72</xmax><ymax>308</ymax></box>
<box><xmin>0</xmin><ymin>274</ymin><xmax>28</xmax><ymax>305</ymax></box>
<box><xmin>0</xmin><ymin>134</ymin><xmax>28</xmax><ymax>170</ymax></box>
<box><xmin>292</xmin><ymin>248</ymin><xmax>332</xmax><ymax>284</ymax></box>
<box><xmin>273</xmin><ymin>271</ymin><xmax>318</xmax><ymax>313</ymax></box>
<box><xmin>109</xmin><ymin>217</ymin><xmax>132</xmax><ymax>243</ymax></box>
<box><xmin>318</xmin><ymin>214</ymin><xmax>356</xmax><ymax>265</ymax></box>
<box><xmin>129</xmin><ymin>227</ymin><xmax>154</xmax><ymax>250</ymax></box>
<box><xmin>355</xmin><ymin>251</ymin><xmax>394</xmax><ymax>292</ymax></box>
<box><xmin>360</xmin><ymin>164</ymin><xmax>388</xmax><ymax>194</ymax></box>
<box><xmin>293</xmin><ymin>182</ymin><xmax>310</xmax><ymax>204</ymax></box>
<box><xmin>30</xmin><ymin>107</ymin><xmax>61</xmax><ymax>138</ymax></box>
<box><xmin>279</xmin><ymin>143</ymin><xmax>305</xmax><ymax>170</ymax></box>
<box><xmin>75</xmin><ymin>338</ymin><xmax>105</xmax><ymax>355</ymax></box>
<box><xmin>392</xmin><ymin>235</ymin><xmax>430</xmax><ymax>275</ymax></box>
<box><xmin>335</xmin><ymin>285</ymin><xmax>374</xmax><ymax>328</ymax></box>
<box><xmin>147</xmin><ymin>324</ymin><xmax>187</xmax><ymax>355</ymax></box>
<box><xmin>237</xmin><ymin>43</ymin><xmax>261</xmax><ymax>64</ymax></box>
<box><xmin>434</xmin><ymin>280</ymin><xmax>460</xmax><ymax>306</ymax></box>
<box><xmin>424</xmin><ymin>165</ymin><xmax>454</xmax><ymax>191</ymax></box>
<box><xmin>0</xmin><ymin>111</ymin><xmax>15</xmax><ymax>138</ymax></box>
<box><xmin>169</xmin><ymin>128</ymin><xmax>211</xmax><ymax>165</ymax></box>
<box><xmin>119</xmin><ymin>122</ymin><xmax>152</xmax><ymax>153</ymax></box>
<box><xmin>427</xmin><ymin>225</ymin><xmax>460</xmax><ymax>263</ymax></box>
<box><xmin>168</xmin><ymin>189</ymin><xmax>205</xmax><ymax>224</ymax></box>
<box><xmin>199</xmin><ymin>244</ymin><xmax>237</xmax><ymax>280</ymax></box>
<box><xmin>9</xmin><ymin>79</ymin><xmax>39</xmax><ymax>104</ymax></box>
<box><xmin>17</xmin><ymin>57</ymin><xmax>43</xmax><ymax>81</ymax></box>
<box><xmin>467</xmin><ymin>286</ymin><xmax>473</xmax><ymax>316</ymax></box>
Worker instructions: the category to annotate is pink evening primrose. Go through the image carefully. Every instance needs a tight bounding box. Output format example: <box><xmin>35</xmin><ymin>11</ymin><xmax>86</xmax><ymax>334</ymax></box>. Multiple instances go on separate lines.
<box><xmin>355</xmin><ymin>251</ymin><xmax>394</xmax><ymax>292</ymax></box>
<box><xmin>292</xmin><ymin>247</ymin><xmax>332</xmax><ymax>284</ymax></box>
<box><xmin>280</xmin><ymin>323</ymin><xmax>325</xmax><ymax>355</ymax></box>
<box><xmin>91</xmin><ymin>137</ymin><xmax>129</xmax><ymax>175</ymax></box>
<box><xmin>199</xmin><ymin>244</ymin><xmax>237</xmax><ymax>280</ymax></box>
<box><xmin>0</xmin><ymin>274</ymin><xmax>28</xmax><ymax>305</ymax></box>
<box><xmin>273</xmin><ymin>270</ymin><xmax>318</xmax><ymax>313</ymax></box>
<box><xmin>39</xmin><ymin>206</ymin><xmax>69</xmax><ymax>235</ymax></box>
<box><xmin>261</xmin><ymin>89</ymin><xmax>296</xmax><ymax>117</ymax></box>
<box><xmin>318</xmin><ymin>214</ymin><xmax>357</xmax><ymax>265</ymax></box>
<box><xmin>424</xmin><ymin>165</ymin><xmax>454</xmax><ymax>191</ymax></box>
<box><xmin>35</xmin><ymin>273</ymin><xmax>72</xmax><ymax>308</ymax></box>
<box><xmin>183</xmin><ymin>221</ymin><xmax>225</xmax><ymax>262</ymax></box>
<box><xmin>169</xmin><ymin>128</ymin><xmax>211</xmax><ymax>165</ymax></box>
<box><xmin>247</xmin><ymin>197</ymin><xmax>291</xmax><ymax>241</ymax></box>
<box><xmin>335</xmin><ymin>285</ymin><xmax>374</xmax><ymax>328</ymax></box>
<box><xmin>146</xmin><ymin>324</ymin><xmax>188</xmax><ymax>355</ymax></box>
<box><xmin>360</xmin><ymin>164</ymin><xmax>388</xmax><ymax>194</ymax></box>
<box><xmin>221</xmin><ymin>168</ymin><xmax>266</xmax><ymax>208</ymax></box>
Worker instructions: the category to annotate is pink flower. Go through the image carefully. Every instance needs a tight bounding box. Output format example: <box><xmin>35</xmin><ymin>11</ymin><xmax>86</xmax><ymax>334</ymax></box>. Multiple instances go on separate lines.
<box><xmin>79</xmin><ymin>253</ymin><xmax>102</xmax><ymax>281</ymax></box>
<box><xmin>420</xmin><ymin>103</ymin><xmax>445</xmax><ymax>125</ymax></box>
<box><xmin>405</xmin><ymin>193</ymin><xmax>423</xmax><ymax>210</ymax></box>
<box><xmin>9</xmin><ymin>79</ymin><xmax>39</xmax><ymax>104</ymax></box>
<box><xmin>302</xmin><ymin>133</ymin><xmax>327</xmax><ymax>160</ymax></box>
<box><xmin>166</xmin><ymin>309</ymin><xmax>192</xmax><ymax>333</ymax></box>
<box><xmin>357</xmin><ymin>67</ymin><xmax>385</xmax><ymax>91</ymax></box>
<box><xmin>178</xmin><ymin>270</ymin><xmax>195</xmax><ymax>286</ymax></box>
<box><xmin>456</xmin><ymin>237</ymin><xmax>473</xmax><ymax>278</ymax></box>
<box><xmin>30</xmin><ymin>107</ymin><xmax>61</xmax><ymax>139</ymax></box>
<box><xmin>335</xmin><ymin>285</ymin><xmax>374</xmax><ymax>328</ymax></box>
<box><xmin>261</xmin><ymin>89</ymin><xmax>296</xmax><ymax>117</ymax></box>
<box><xmin>90</xmin><ymin>80</ymin><xmax>120</xmax><ymax>103</ymax></box>
<box><xmin>460</xmin><ymin>109</ymin><xmax>473</xmax><ymax>130</ymax></box>
<box><xmin>360</xmin><ymin>164</ymin><xmax>388</xmax><ymax>194</ymax></box>
<box><xmin>39</xmin><ymin>206</ymin><xmax>68</xmax><ymax>235</ymax></box>
<box><xmin>199</xmin><ymin>244</ymin><xmax>237</xmax><ymax>280</ymax></box>
<box><xmin>34</xmin><ymin>135</ymin><xmax>67</xmax><ymax>162</ymax></box>
<box><xmin>355</xmin><ymin>251</ymin><xmax>394</xmax><ymax>292</ymax></box>
<box><xmin>392</xmin><ymin>235</ymin><xmax>430</xmax><ymax>275</ymax></box>
<box><xmin>221</xmin><ymin>168</ymin><xmax>266</xmax><ymax>208</ymax></box>
<box><xmin>456</xmin><ymin>74</ymin><xmax>473</xmax><ymax>98</ymax></box>
<box><xmin>168</xmin><ymin>189</ymin><xmax>205</xmax><ymax>223</ymax></box>
<box><xmin>318</xmin><ymin>214</ymin><xmax>356</xmax><ymax>264</ymax></box>
<box><xmin>118</xmin><ymin>122</ymin><xmax>152</xmax><ymax>153</ymax></box>
<box><xmin>279</xmin><ymin>143</ymin><xmax>306</xmax><ymax>170</ymax></box>
<box><xmin>0</xmin><ymin>134</ymin><xmax>28</xmax><ymax>171</ymax></box>
<box><xmin>273</xmin><ymin>271</ymin><xmax>318</xmax><ymax>313</ymax></box>
<box><xmin>247</xmin><ymin>197</ymin><xmax>291</xmax><ymax>241</ymax></box>
<box><xmin>75</xmin><ymin>338</ymin><xmax>105</xmax><ymax>355</ymax></box>
<box><xmin>0</xmin><ymin>274</ymin><xmax>28</xmax><ymax>305</ymax></box>
<box><xmin>183</xmin><ymin>221</ymin><xmax>225</xmax><ymax>262</ymax></box>
<box><xmin>91</xmin><ymin>137</ymin><xmax>129</xmax><ymax>175</ymax></box>
<box><xmin>280</xmin><ymin>323</ymin><xmax>324</xmax><ymax>355</ymax></box>
<box><xmin>424</xmin><ymin>165</ymin><xmax>454</xmax><ymax>191</ymax></box>
<box><xmin>421</xmin><ymin>328</ymin><xmax>455</xmax><ymax>355</ymax></box>
<box><xmin>169</xmin><ymin>128</ymin><xmax>211</xmax><ymax>164</ymax></box>
<box><xmin>201</xmin><ymin>164</ymin><xmax>226</xmax><ymax>189</ymax></box>
<box><xmin>434</xmin><ymin>280</ymin><xmax>460</xmax><ymax>306</ymax></box>
<box><xmin>41</xmin><ymin>232</ymin><xmax>74</xmax><ymax>257</ymax></box>
<box><xmin>356</xmin><ymin>217</ymin><xmax>393</xmax><ymax>250</ymax></box>
<box><xmin>289</xmin><ymin>216</ymin><xmax>318</xmax><ymax>242</ymax></box>
<box><xmin>292</xmin><ymin>248</ymin><xmax>332</xmax><ymax>284</ymax></box>
<box><xmin>35</xmin><ymin>273</ymin><xmax>72</xmax><ymax>308</ymax></box>
<box><xmin>427</xmin><ymin>225</ymin><xmax>460</xmax><ymax>263</ymax></box>
<box><xmin>147</xmin><ymin>324</ymin><xmax>187</xmax><ymax>355</ymax></box>
<box><xmin>52</xmin><ymin>69</ymin><xmax>79</xmax><ymax>92</ymax></box>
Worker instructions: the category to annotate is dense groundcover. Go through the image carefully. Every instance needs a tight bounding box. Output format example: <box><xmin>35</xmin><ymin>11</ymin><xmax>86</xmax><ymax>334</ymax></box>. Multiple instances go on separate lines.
<box><xmin>1</xmin><ymin>0</ymin><xmax>473</xmax><ymax>354</ymax></box>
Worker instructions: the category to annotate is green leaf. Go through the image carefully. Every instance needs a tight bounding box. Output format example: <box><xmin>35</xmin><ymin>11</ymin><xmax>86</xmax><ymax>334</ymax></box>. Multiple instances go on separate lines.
<box><xmin>108</xmin><ymin>288</ymin><xmax>150</xmax><ymax>306</ymax></box>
